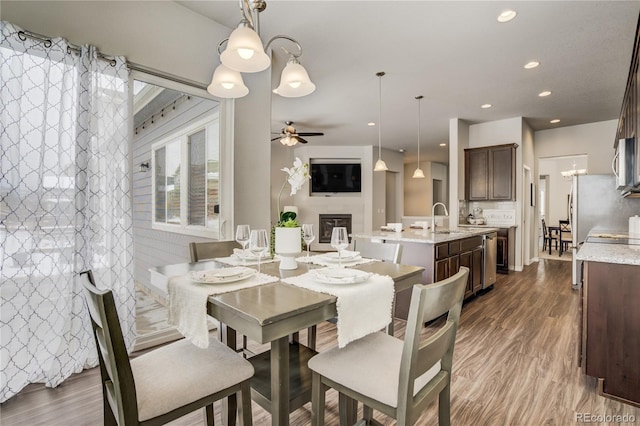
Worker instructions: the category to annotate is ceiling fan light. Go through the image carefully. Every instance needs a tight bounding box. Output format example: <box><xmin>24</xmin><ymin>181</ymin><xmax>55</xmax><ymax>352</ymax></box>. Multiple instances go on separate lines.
<box><xmin>412</xmin><ymin>168</ymin><xmax>425</xmax><ymax>179</ymax></box>
<box><xmin>374</xmin><ymin>158</ymin><xmax>388</xmax><ymax>172</ymax></box>
<box><xmin>220</xmin><ymin>24</ymin><xmax>270</xmax><ymax>73</ymax></box>
<box><xmin>274</xmin><ymin>59</ymin><xmax>316</xmax><ymax>97</ymax></box>
<box><xmin>207</xmin><ymin>64</ymin><xmax>249</xmax><ymax>98</ymax></box>
<box><xmin>280</xmin><ymin>135</ymin><xmax>298</xmax><ymax>146</ymax></box>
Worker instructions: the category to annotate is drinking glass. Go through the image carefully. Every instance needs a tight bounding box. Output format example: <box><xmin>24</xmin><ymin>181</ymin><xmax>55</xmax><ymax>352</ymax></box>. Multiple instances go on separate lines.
<box><xmin>302</xmin><ymin>224</ymin><xmax>315</xmax><ymax>261</ymax></box>
<box><xmin>330</xmin><ymin>227</ymin><xmax>349</xmax><ymax>267</ymax></box>
<box><xmin>235</xmin><ymin>224</ymin><xmax>250</xmax><ymax>265</ymax></box>
<box><xmin>249</xmin><ymin>229</ymin><xmax>269</xmax><ymax>274</ymax></box>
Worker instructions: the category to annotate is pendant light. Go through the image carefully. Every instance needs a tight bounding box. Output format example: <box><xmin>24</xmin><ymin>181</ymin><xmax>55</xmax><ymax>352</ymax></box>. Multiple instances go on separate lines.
<box><xmin>374</xmin><ymin>71</ymin><xmax>388</xmax><ymax>172</ymax></box>
<box><xmin>220</xmin><ymin>21</ymin><xmax>270</xmax><ymax>73</ymax></box>
<box><xmin>206</xmin><ymin>64</ymin><xmax>249</xmax><ymax>98</ymax></box>
<box><xmin>412</xmin><ymin>95</ymin><xmax>426</xmax><ymax>179</ymax></box>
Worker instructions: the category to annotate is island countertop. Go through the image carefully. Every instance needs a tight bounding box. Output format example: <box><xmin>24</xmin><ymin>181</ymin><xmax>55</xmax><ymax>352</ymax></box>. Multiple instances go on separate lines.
<box><xmin>575</xmin><ymin>242</ymin><xmax>640</xmax><ymax>266</ymax></box>
<box><xmin>353</xmin><ymin>227</ymin><xmax>498</xmax><ymax>244</ymax></box>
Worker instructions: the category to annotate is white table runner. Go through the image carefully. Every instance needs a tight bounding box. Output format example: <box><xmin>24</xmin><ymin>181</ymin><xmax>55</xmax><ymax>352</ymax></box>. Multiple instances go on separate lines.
<box><xmin>168</xmin><ymin>270</ymin><xmax>279</xmax><ymax>348</ymax></box>
<box><xmin>281</xmin><ymin>271</ymin><xmax>394</xmax><ymax>348</ymax></box>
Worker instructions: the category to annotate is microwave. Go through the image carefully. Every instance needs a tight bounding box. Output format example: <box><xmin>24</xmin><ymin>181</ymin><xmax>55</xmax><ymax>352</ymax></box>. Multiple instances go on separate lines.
<box><xmin>614</xmin><ymin>137</ymin><xmax>638</xmax><ymax>192</ymax></box>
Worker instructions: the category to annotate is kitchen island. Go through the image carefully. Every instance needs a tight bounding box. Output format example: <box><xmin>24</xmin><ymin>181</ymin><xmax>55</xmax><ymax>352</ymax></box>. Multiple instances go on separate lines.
<box><xmin>576</xmin><ymin>236</ymin><xmax>640</xmax><ymax>407</ymax></box>
<box><xmin>353</xmin><ymin>227</ymin><xmax>497</xmax><ymax>318</ymax></box>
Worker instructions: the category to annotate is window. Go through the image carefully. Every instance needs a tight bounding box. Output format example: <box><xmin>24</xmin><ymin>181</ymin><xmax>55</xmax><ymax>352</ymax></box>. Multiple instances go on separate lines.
<box><xmin>152</xmin><ymin>115</ymin><xmax>224</xmax><ymax>238</ymax></box>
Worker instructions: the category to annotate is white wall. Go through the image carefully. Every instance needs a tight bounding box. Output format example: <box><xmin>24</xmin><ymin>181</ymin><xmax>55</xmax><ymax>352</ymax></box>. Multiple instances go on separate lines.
<box><xmin>404</xmin><ymin>161</ymin><xmax>449</xmax><ymax>216</ymax></box>
<box><xmin>535</xmin><ymin>120</ymin><xmax>618</xmax><ymax>174</ymax></box>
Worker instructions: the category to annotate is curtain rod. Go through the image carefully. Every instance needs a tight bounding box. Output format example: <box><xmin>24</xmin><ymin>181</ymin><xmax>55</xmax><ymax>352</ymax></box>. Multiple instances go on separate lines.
<box><xmin>127</xmin><ymin>63</ymin><xmax>207</xmax><ymax>91</ymax></box>
<box><xmin>17</xmin><ymin>29</ymin><xmax>208</xmax><ymax>91</ymax></box>
<box><xmin>18</xmin><ymin>30</ymin><xmax>116</xmax><ymax>66</ymax></box>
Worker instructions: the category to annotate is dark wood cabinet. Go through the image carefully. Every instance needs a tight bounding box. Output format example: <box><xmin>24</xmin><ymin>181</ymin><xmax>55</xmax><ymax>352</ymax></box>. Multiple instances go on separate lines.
<box><xmin>435</xmin><ymin>236</ymin><xmax>482</xmax><ymax>298</ymax></box>
<box><xmin>582</xmin><ymin>261</ymin><xmax>640</xmax><ymax>405</ymax></box>
<box><xmin>496</xmin><ymin>228</ymin><xmax>509</xmax><ymax>274</ymax></box>
<box><xmin>464</xmin><ymin>143</ymin><xmax>517</xmax><ymax>201</ymax></box>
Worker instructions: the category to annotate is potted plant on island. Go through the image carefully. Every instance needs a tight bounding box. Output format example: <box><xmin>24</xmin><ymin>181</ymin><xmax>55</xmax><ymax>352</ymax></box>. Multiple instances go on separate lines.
<box><xmin>273</xmin><ymin>157</ymin><xmax>310</xmax><ymax>270</ymax></box>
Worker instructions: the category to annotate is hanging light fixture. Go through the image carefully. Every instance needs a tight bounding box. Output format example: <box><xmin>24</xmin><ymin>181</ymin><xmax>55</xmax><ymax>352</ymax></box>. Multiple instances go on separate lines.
<box><xmin>374</xmin><ymin>71</ymin><xmax>388</xmax><ymax>172</ymax></box>
<box><xmin>206</xmin><ymin>64</ymin><xmax>249</xmax><ymax>99</ymax></box>
<box><xmin>412</xmin><ymin>95</ymin><xmax>426</xmax><ymax>179</ymax></box>
<box><xmin>208</xmin><ymin>0</ymin><xmax>316</xmax><ymax>99</ymax></box>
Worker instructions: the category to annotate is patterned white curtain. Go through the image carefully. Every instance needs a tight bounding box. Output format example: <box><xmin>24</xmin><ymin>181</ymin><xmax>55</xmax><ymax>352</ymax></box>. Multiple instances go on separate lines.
<box><xmin>0</xmin><ymin>21</ymin><xmax>134</xmax><ymax>402</ymax></box>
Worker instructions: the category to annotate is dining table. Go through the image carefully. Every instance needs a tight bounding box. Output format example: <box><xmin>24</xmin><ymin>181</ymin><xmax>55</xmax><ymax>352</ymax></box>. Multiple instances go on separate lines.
<box><xmin>149</xmin><ymin>256</ymin><xmax>424</xmax><ymax>426</ymax></box>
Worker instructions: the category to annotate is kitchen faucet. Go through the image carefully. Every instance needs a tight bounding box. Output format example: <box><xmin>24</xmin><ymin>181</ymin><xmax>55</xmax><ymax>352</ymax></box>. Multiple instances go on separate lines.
<box><xmin>431</xmin><ymin>202</ymin><xmax>449</xmax><ymax>232</ymax></box>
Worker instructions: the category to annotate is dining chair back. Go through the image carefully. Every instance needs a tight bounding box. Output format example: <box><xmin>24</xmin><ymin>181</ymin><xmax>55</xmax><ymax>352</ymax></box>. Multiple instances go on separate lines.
<box><xmin>353</xmin><ymin>238</ymin><xmax>403</xmax><ymax>263</ymax></box>
<box><xmin>189</xmin><ymin>240</ymin><xmax>241</xmax><ymax>262</ymax></box>
<box><xmin>80</xmin><ymin>270</ymin><xmax>254</xmax><ymax>426</ymax></box>
<box><xmin>309</xmin><ymin>267</ymin><xmax>469</xmax><ymax>426</ymax></box>
<box><xmin>559</xmin><ymin>219</ymin><xmax>573</xmax><ymax>254</ymax></box>
<box><xmin>541</xmin><ymin>219</ymin><xmax>558</xmax><ymax>253</ymax></box>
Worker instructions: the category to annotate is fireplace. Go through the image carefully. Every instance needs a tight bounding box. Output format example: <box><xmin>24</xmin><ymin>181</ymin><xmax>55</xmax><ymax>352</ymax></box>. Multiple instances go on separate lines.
<box><xmin>318</xmin><ymin>214</ymin><xmax>352</xmax><ymax>243</ymax></box>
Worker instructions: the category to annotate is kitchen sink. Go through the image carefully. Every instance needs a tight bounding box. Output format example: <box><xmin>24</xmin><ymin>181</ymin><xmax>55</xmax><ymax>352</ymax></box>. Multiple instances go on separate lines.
<box><xmin>434</xmin><ymin>230</ymin><xmax>465</xmax><ymax>235</ymax></box>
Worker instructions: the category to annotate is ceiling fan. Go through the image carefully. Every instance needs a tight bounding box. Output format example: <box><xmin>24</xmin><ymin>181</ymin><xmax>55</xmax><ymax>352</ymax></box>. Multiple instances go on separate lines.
<box><xmin>272</xmin><ymin>121</ymin><xmax>324</xmax><ymax>146</ymax></box>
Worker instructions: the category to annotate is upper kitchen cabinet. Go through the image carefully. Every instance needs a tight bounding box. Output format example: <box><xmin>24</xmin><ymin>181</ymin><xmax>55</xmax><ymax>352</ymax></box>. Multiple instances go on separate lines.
<box><xmin>464</xmin><ymin>143</ymin><xmax>518</xmax><ymax>201</ymax></box>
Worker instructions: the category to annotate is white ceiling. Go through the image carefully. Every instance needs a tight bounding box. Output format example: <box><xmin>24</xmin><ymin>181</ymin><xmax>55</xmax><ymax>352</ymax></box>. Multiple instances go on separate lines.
<box><xmin>178</xmin><ymin>1</ymin><xmax>639</xmax><ymax>164</ymax></box>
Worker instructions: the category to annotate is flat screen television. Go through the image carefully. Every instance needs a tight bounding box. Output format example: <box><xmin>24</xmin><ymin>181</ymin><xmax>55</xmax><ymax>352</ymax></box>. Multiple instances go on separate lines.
<box><xmin>311</xmin><ymin>162</ymin><xmax>361</xmax><ymax>193</ymax></box>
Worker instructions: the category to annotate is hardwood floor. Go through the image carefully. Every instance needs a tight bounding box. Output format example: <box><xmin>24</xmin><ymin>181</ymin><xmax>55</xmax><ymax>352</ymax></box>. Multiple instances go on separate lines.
<box><xmin>2</xmin><ymin>259</ymin><xmax>639</xmax><ymax>425</ymax></box>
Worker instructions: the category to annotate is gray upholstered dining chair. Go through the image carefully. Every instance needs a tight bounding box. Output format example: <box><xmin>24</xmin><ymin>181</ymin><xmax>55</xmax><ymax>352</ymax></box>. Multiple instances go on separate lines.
<box><xmin>308</xmin><ymin>267</ymin><xmax>469</xmax><ymax>426</ymax></box>
<box><xmin>80</xmin><ymin>270</ymin><xmax>254</xmax><ymax>426</ymax></box>
<box><xmin>189</xmin><ymin>240</ymin><xmax>241</xmax><ymax>262</ymax></box>
<box><xmin>352</xmin><ymin>238</ymin><xmax>403</xmax><ymax>263</ymax></box>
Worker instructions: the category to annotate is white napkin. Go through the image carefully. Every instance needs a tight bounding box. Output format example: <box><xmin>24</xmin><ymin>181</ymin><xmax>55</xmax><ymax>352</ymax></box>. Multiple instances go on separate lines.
<box><xmin>296</xmin><ymin>252</ymin><xmax>378</xmax><ymax>267</ymax></box>
<box><xmin>215</xmin><ymin>249</ymin><xmax>279</xmax><ymax>266</ymax></box>
<box><xmin>281</xmin><ymin>271</ymin><xmax>394</xmax><ymax>348</ymax></box>
<box><xmin>168</xmin><ymin>269</ymin><xmax>279</xmax><ymax>348</ymax></box>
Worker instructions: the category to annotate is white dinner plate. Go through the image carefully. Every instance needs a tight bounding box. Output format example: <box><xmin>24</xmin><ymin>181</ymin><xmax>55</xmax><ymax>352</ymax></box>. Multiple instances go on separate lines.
<box><xmin>311</xmin><ymin>268</ymin><xmax>372</xmax><ymax>285</ymax></box>
<box><xmin>321</xmin><ymin>251</ymin><xmax>361</xmax><ymax>263</ymax></box>
<box><xmin>187</xmin><ymin>267</ymin><xmax>256</xmax><ymax>284</ymax></box>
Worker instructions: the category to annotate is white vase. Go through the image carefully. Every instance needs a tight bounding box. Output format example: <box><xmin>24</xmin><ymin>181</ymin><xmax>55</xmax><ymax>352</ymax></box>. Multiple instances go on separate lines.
<box><xmin>275</xmin><ymin>227</ymin><xmax>302</xmax><ymax>270</ymax></box>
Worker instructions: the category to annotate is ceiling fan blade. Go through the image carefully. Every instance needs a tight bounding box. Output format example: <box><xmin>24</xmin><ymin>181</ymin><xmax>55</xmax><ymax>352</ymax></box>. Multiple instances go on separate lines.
<box><xmin>271</xmin><ymin>137</ymin><xmax>282</xmax><ymax>142</ymax></box>
<box><xmin>297</xmin><ymin>137</ymin><xmax>309</xmax><ymax>144</ymax></box>
<box><xmin>297</xmin><ymin>132</ymin><xmax>324</xmax><ymax>136</ymax></box>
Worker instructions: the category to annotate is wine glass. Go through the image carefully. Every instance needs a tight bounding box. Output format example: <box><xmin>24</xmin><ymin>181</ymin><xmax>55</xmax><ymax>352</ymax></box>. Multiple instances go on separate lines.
<box><xmin>235</xmin><ymin>224</ymin><xmax>251</xmax><ymax>265</ymax></box>
<box><xmin>302</xmin><ymin>224</ymin><xmax>315</xmax><ymax>261</ymax></box>
<box><xmin>330</xmin><ymin>227</ymin><xmax>349</xmax><ymax>267</ymax></box>
<box><xmin>249</xmin><ymin>229</ymin><xmax>269</xmax><ymax>274</ymax></box>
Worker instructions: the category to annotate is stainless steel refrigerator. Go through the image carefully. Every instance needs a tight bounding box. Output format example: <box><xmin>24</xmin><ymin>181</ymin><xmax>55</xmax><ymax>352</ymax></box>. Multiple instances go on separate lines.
<box><xmin>571</xmin><ymin>174</ymin><xmax>640</xmax><ymax>287</ymax></box>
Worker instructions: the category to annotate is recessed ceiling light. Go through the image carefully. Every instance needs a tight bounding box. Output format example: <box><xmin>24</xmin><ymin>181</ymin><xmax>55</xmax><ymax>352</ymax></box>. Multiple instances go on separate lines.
<box><xmin>524</xmin><ymin>61</ymin><xmax>540</xmax><ymax>69</ymax></box>
<box><xmin>481</xmin><ymin>104</ymin><xmax>492</xmax><ymax>109</ymax></box>
<box><xmin>538</xmin><ymin>91</ymin><xmax>552</xmax><ymax>97</ymax></box>
<box><xmin>497</xmin><ymin>10</ymin><xmax>517</xmax><ymax>23</ymax></box>
<box><xmin>367</xmin><ymin>122</ymin><xmax>375</xmax><ymax>126</ymax></box>
<box><xmin>550</xmin><ymin>119</ymin><xmax>560</xmax><ymax>124</ymax></box>
<box><xmin>398</xmin><ymin>148</ymin><xmax>405</xmax><ymax>153</ymax></box>
<box><xmin>439</xmin><ymin>143</ymin><xmax>447</xmax><ymax>147</ymax></box>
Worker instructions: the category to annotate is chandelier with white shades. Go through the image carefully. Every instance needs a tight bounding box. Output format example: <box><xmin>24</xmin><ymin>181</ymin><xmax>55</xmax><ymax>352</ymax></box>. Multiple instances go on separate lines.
<box><xmin>207</xmin><ymin>0</ymin><xmax>316</xmax><ymax>99</ymax></box>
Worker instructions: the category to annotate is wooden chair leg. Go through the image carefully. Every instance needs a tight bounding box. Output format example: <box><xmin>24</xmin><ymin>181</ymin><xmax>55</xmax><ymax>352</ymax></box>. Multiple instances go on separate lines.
<box><xmin>308</xmin><ymin>325</ymin><xmax>317</xmax><ymax>350</ymax></box>
<box><xmin>205</xmin><ymin>403</ymin><xmax>214</xmax><ymax>426</ymax></box>
<box><xmin>363</xmin><ymin>404</ymin><xmax>374</xmax><ymax>424</ymax></box>
<box><xmin>240</xmin><ymin>381</ymin><xmax>252</xmax><ymax>426</ymax></box>
<box><xmin>438</xmin><ymin>384</ymin><xmax>451</xmax><ymax>426</ymax></box>
<box><xmin>339</xmin><ymin>392</ymin><xmax>357</xmax><ymax>426</ymax></box>
<box><xmin>311</xmin><ymin>372</ymin><xmax>325</xmax><ymax>426</ymax></box>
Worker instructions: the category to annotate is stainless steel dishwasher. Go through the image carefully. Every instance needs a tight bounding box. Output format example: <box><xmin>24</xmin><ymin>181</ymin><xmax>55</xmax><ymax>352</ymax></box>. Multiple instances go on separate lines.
<box><xmin>482</xmin><ymin>232</ymin><xmax>497</xmax><ymax>289</ymax></box>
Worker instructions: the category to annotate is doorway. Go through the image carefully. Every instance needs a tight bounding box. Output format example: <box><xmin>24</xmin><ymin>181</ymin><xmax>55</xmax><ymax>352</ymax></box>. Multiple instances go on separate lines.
<box><xmin>523</xmin><ymin>166</ymin><xmax>532</xmax><ymax>265</ymax></box>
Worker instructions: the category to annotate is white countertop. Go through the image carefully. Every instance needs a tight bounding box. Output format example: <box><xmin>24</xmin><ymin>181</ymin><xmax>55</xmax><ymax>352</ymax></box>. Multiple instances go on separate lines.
<box><xmin>353</xmin><ymin>227</ymin><xmax>498</xmax><ymax>244</ymax></box>
<box><xmin>575</xmin><ymin>241</ymin><xmax>640</xmax><ymax>266</ymax></box>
